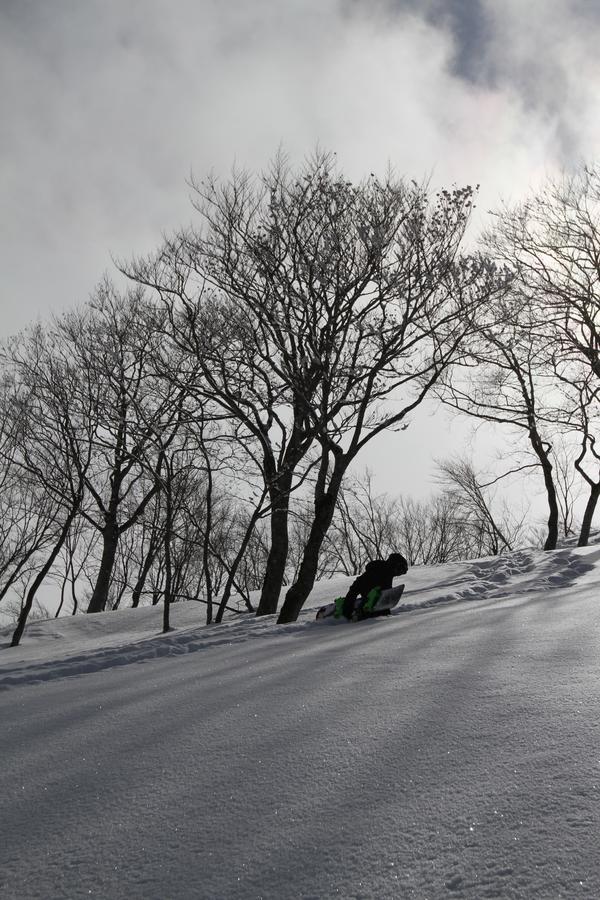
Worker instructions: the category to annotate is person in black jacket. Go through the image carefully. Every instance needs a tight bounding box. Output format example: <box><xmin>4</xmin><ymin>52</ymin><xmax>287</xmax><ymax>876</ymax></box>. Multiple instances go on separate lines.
<box><xmin>340</xmin><ymin>552</ymin><xmax>408</xmax><ymax>620</ymax></box>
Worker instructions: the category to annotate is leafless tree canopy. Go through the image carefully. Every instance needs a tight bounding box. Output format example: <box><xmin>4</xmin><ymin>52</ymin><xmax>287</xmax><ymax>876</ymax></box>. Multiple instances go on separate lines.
<box><xmin>3</xmin><ymin>156</ymin><xmax>600</xmax><ymax>639</ymax></box>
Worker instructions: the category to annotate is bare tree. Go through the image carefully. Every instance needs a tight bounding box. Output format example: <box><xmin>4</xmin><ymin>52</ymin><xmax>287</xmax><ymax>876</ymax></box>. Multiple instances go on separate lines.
<box><xmin>126</xmin><ymin>150</ymin><xmax>488</xmax><ymax>622</ymax></box>
<box><xmin>548</xmin><ymin>439</ymin><xmax>581</xmax><ymax>539</ymax></box>
<box><xmin>484</xmin><ymin>166</ymin><xmax>600</xmax><ymax>543</ymax></box>
<box><xmin>272</xmin><ymin>172</ymin><xmax>490</xmax><ymax>622</ymax></box>
<box><xmin>128</xmin><ymin>496</ymin><xmax>164</xmax><ymax>609</ymax></box>
<box><xmin>558</xmin><ymin>373</ymin><xmax>600</xmax><ymax>546</ymax></box>
<box><xmin>489</xmin><ymin>166</ymin><xmax>600</xmax><ymax>384</ymax></box>
<box><xmin>437</xmin><ymin>457</ymin><xmax>525</xmax><ymax>556</ymax></box>
<box><xmin>0</xmin><ymin>365</ymin><xmax>69</xmax><ymax>608</ymax></box>
<box><xmin>124</xmin><ymin>261</ymin><xmax>316</xmax><ymax>620</ymax></box>
<box><xmin>0</xmin><ymin>322</ymin><xmax>97</xmax><ymax>644</ymax></box>
<box><xmin>123</xmin><ymin>324</ymin><xmax>254</xmax><ymax>626</ymax></box>
<box><xmin>3</xmin><ymin>595</ymin><xmax>50</xmax><ymax>627</ymax></box>
<box><xmin>322</xmin><ymin>470</ymin><xmax>401</xmax><ymax>575</ymax></box>
<box><xmin>440</xmin><ymin>284</ymin><xmax>561</xmax><ymax>550</ymax></box>
<box><xmin>54</xmin><ymin>516</ymin><xmax>96</xmax><ymax>617</ymax></box>
<box><xmin>46</xmin><ymin>282</ymin><xmax>177</xmax><ymax>614</ymax></box>
<box><xmin>322</xmin><ymin>465</ymin><xmax>526</xmax><ymax>572</ymax></box>
<box><xmin>0</xmin><ymin>474</ymin><xmax>60</xmax><ymax>608</ymax></box>
<box><xmin>375</xmin><ymin>493</ymin><xmax>470</xmax><ymax>566</ymax></box>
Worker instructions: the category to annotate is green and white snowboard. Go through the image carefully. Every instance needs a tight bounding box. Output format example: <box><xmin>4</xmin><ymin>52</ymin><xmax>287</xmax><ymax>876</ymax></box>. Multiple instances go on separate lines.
<box><xmin>315</xmin><ymin>583</ymin><xmax>405</xmax><ymax>622</ymax></box>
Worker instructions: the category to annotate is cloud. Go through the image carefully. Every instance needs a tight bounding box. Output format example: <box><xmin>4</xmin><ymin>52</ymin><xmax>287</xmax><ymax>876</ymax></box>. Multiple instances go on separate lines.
<box><xmin>1</xmin><ymin>0</ymin><xmax>599</xmax><ymax>337</ymax></box>
<box><xmin>344</xmin><ymin>0</ymin><xmax>600</xmax><ymax>163</ymax></box>
<box><xmin>344</xmin><ymin>0</ymin><xmax>493</xmax><ymax>83</ymax></box>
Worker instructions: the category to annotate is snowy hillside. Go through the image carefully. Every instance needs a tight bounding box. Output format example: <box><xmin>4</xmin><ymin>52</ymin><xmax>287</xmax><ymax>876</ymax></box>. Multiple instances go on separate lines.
<box><xmin>2</xmin><ymin>546</ymin><xmax>600</xmax><ymax>899</ymax></box>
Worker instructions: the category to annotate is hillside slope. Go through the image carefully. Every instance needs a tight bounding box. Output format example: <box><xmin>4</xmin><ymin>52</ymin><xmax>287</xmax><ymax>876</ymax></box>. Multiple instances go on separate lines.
<box><xmin>2</xmin><ymin>546</ymin><xmax>600</xmax><ymax>899</ymax></box>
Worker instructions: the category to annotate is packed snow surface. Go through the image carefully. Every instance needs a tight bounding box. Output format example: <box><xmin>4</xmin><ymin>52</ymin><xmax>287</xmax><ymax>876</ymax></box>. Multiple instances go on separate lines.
<box><xmin>2</xmin><ymin>546</ymin><xmax>600</xmax><ymax>899</ymax></box>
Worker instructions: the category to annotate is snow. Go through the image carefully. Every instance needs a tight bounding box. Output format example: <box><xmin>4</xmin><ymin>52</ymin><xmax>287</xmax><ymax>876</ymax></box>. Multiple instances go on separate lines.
<box><xmin>2</xmin><ymin>547</ymin><xmax>600</xmax><ymax>899</ymax></box>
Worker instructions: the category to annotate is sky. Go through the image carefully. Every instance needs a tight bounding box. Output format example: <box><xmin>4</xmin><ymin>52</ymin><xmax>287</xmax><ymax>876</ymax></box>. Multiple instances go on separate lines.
<box><xmin>3</xmin><ymin>0</ymin><xmax>600</xmax><ymax>338</ymax></box>
<box><xmin>1</xmin><ymin>0</ymin><xmax>600</xmax><ymax>501</ymax></box>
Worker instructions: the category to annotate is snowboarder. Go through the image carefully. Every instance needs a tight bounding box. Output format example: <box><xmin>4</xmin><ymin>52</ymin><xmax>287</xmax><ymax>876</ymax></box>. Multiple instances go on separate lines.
<box><xmin>336</xmin><ymin>552</ymin><xmax>408</xmax><ymax>620</ymax></box>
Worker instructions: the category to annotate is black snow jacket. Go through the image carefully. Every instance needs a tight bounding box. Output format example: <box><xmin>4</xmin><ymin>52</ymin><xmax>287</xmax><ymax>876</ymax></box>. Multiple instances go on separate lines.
<box><xmin>344</xmin><ymin>554</ymin><xmax>408</xmax><ymax>605</ymax></box>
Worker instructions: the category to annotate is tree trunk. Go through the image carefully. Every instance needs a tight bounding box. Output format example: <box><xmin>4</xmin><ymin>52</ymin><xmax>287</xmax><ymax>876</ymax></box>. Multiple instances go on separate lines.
<box><xmin>112</xmin><ymin>578</ymin><xmax>128</xmax><ymax>610</ymax></box>
<box><xmin>131</xmin><ymin>539</ymin><xmax>157</xmax><ymax>608</ymax></box>
<box><xmin>201</xmin><ymin>463</ymin><xmax>214</xmax><ymax>625</ymax></box>
<box><xmin>256</xmin><ymin>474</ymin><xmax>293</xmax><ymax>617</ymax></box>
<box><xmin>70</xmin><ymin>562</ymin><xmax>79</xmax><ymax>615</ymax></box>
<box><xmin>215</xmin><ymin>501</ymin><xmax>264</xmax><ymax>623</ymax></box>
<box><xmin>529</xmin><ymin>430</ymin><xmax>559</xmax><ymax>551</ymax></box>
<box><xmin>55</xmin><ymin>576</ymin><xmax>68</xmax><ymax>618</ymax></box>
<box><xmin>162</xmin><ymin>474</ymin><xmax>174</xmax><ymax>633</ymax></box>
<box><xmin>278</xmin><ymin>458</ymin><xmax>345</xmax><ymax>624</ymax></box>
<box><xmin>578</xmin><ymin>482</ymin><xmax>600</xmax><ymax>547</ymax></box>
<box><xmin>11</xmin><ymin>504</ymin><xmax>80</xmax><ymax>647</ymax></box>
<box><xmin>87</xmin><ymin>520</ymin><xmax>119</xmax><ymax>613</ymax></box>
<box><xmin>540</xmin><ymin>459</ymin><xmax>559</xmax><ymax>551</ymax></box>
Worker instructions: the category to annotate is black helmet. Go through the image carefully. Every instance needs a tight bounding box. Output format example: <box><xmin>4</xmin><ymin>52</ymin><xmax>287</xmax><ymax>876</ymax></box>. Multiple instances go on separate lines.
<box><xmin>388</xmin><ymin>552</ymin><xmax>408</xmax><ymax>574</ymax></box>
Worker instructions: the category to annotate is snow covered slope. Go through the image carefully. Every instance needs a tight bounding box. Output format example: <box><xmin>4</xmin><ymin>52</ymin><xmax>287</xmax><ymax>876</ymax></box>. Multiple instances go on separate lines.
<box><xmin>2</xmin><ymin>546</ymin><xmax>600</xmax><ymax>899</ymax></box>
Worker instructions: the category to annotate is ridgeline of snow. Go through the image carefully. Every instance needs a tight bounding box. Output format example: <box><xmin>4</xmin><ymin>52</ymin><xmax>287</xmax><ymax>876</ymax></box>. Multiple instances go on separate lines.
<box><xmin>2</xmin><ymin>546</ymin><xmax>600</xmax><ymax>899</ymax></box>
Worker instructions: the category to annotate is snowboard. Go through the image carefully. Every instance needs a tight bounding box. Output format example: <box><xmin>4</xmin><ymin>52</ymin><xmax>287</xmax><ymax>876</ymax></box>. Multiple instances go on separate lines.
<box><xmin>315</xmin><ymin>583</ymin><xmax>405</xmax><ymax>622</ymax></box>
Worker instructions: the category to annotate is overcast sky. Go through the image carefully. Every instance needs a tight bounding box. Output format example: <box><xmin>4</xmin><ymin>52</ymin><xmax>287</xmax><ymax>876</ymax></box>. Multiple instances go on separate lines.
<box><xmin>2</xmin><ymin>0</ymin><xmax>600</xmax><ymax>500</ymax></box>
<box><xmin>3</xmin><ymin>0</ymin><xmax>600</xmax><ymax>337</ymax></box>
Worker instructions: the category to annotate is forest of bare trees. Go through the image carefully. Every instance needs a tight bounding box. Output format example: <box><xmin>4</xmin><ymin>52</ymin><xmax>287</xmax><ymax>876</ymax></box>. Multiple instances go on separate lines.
<box><xmin>2</xmin><ymin>153</ymin><xmax>600</xmax><ymax>643</ymax></box>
